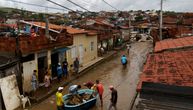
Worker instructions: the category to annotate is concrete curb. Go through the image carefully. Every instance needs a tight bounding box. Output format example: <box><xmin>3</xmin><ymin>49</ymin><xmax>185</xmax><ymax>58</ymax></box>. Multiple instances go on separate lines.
<box><xmin>31</xmin><ymin>51</ymin><xmax>118</xmax><ymax>104</ymax></box>
<box><xmin>129</xmin><ymin>92</ymin><xmax>139</xmax><ymax>110</ymax></box>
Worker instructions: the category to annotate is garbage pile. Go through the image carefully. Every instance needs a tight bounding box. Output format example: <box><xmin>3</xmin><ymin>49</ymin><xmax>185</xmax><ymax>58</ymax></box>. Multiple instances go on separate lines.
<box><xmin>66</xmin><ymin>93</ymin><xmax>94</xmax><ymax>105</ymax></box>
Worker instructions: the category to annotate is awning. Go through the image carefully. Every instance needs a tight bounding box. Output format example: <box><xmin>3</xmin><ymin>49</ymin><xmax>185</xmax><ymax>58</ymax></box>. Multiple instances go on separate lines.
<box><xmin>52</xmin><ymin>47</ymin><xmax>70</xmax><ymax>54</ymax></box>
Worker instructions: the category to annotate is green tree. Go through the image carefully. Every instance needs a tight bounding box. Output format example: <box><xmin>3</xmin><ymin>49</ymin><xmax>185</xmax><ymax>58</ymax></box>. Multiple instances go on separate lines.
<box><xmin>135</xmin><ymin>15</ymin><xmax>143</xmax><ymax>22</ymax></box>
<box><xmin>31</xmin><ymin>14</ymin><xmax>39</xmax><ymax>20</ymax></box>
<box><xmin>38</xmin><ymin>13</ymin><xmax>45</xmax><ymax>21</ymax></box>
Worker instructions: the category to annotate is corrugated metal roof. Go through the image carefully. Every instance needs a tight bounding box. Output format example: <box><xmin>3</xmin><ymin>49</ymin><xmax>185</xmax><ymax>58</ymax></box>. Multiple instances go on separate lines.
<box><xmin>136</xmin><ymin>93</ymin><xmax>193</xmax><ymax>110</ymax></box>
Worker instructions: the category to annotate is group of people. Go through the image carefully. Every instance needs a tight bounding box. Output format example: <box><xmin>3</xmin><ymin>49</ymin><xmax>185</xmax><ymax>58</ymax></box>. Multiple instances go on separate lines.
<box><xmin>56</xmin><ymin>80</ymin><xmax>118</xmax><ymax>110</ymax></box>
<box><xmin>56</xmin><ymin>58</ymin><xmax>69</xmax><ymax>82</ymax></box>
<box><xmin>83</xmin><ymin>80</ymin><xmax>117</xmax><ymax>110</ymax></box>
<box><xmin>57</xmin><ymin>58</ymin><xmax>80</xmax><ymax>82</ymax></box>
<box><xmin>31</xmin><ymin>57</ymin><xmax>80</xmax><ymax>96</ymax></box>
<box><xmin>83</xmin><ymin>80</ymin><xmax>105</xmax><ymax>107</ymax></box>
<box><xmin>31</xmin><ymin>68</ymin><xmax>52</xmax><ymax>95</ymax></box>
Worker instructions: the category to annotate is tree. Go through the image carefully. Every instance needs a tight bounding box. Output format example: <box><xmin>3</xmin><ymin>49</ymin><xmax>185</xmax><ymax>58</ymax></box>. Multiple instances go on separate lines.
<box><xmin>135</xmin><ymin>15</ymin><xmax>143</xmax><ymax>22</ymax></box>
<box><xmin>31</xmin><ymin>14</ymin><xmax>39</xmax><ymax>20</ymax></box>
<box><xmin>38</xmin><ymin>13</ymin><xmax>44</xmax><ymax>21</ymax></box>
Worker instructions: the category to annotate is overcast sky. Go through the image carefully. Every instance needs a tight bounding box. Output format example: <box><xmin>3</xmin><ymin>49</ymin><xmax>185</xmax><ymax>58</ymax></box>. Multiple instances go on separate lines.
<box><xmin>0</xmin><ymin>0</ymin><xmax>193</xmax><ymax>13</ymax></box>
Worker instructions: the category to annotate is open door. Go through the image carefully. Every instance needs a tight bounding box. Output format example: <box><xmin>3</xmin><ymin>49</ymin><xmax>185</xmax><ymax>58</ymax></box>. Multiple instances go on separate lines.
<box><xmin>38</xmin><ymin>56</ymin><xmax>47</xmax><ymax>83</ymax></box>
<box><xmin>51</xmin><ymin>53</ymin><xmax>59</xmax><ymax>78</ymax></box>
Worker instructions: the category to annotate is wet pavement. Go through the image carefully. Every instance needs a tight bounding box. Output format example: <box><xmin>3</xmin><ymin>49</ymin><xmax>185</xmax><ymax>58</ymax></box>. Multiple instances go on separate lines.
<box><xmin>28</xmin><ymin>41</ymin><xmax>153</xmax><ymax>110</ymax></box>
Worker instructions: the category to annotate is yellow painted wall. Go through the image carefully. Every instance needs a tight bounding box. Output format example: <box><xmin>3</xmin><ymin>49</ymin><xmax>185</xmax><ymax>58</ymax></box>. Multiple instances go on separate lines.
<box><xmin>66</xmin><ymin>34</ymin><xmax>98</xmax><ymax>71</ymax></box>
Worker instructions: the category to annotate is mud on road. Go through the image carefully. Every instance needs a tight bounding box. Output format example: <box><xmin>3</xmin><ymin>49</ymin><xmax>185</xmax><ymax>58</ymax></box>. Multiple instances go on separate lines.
<box><xmin>29</xmin><ymin>41</ymin><xmax>153</xmax><ymax>110</ymax></box>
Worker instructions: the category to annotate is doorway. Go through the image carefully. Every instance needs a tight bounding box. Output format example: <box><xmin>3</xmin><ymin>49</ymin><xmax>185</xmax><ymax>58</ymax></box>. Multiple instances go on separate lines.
<box><xmin>38</xmin><ymin>56</ymin><xmax>47</xmax><ymax>83</ymax></box>
<box><xmin>51</xmin><ymin>53</ymin><xmax>59</xmax><ymax>78</ymax></box>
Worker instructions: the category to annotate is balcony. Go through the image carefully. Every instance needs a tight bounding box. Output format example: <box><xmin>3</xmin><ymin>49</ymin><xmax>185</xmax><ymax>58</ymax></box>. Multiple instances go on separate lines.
<box><xmin>0</xmin><ymin>34</ymin><xmax>73</xmax><ymax>55</ymax></box>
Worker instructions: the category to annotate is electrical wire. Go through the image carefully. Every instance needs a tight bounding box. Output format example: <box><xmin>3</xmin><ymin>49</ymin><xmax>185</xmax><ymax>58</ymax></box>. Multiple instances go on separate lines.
<box><xmin>4</xmin><ymin>0</ymin><xmax>67</xmax><ymax>12</ymax></box>
<box><xmin>77</xmin><ymin>0</ymin><xmax>102</xmax><ymax>11</ymax></box>
<box><xmin>102</xmin><ymin>0</ymin><xmax>119</xmax><ymax>11</ymax></box>
<box><xmin>65</xmin><ymin>0</ymin><xmax>91</xmax><ymax>12</ymax></box>
<box><xmin>46</xmin><ymin>0</ymin><xmax>78</xmax><ymax>13</ymax></box>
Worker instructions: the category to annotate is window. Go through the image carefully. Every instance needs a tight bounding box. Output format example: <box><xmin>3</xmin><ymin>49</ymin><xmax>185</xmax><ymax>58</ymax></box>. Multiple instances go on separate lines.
<box><xmin>71</xmin><ymin>46</ymin><xmax>77</xmax><ymax>59</ymax></box>
<box><xmin>90</xmin><ymin>42</ymin><xmax>94</xmax><ymax>51</ymax></box>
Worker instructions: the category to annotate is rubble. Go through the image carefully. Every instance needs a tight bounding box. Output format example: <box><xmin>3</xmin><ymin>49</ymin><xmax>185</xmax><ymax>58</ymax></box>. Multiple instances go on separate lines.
<box><xmin>66</xmin><ymin>93</ymin><xmax>94</xmax><ymax>105</ymax></box>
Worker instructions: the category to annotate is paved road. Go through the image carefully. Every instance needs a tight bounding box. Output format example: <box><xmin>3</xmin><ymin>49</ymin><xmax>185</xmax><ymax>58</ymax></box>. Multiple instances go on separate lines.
<box><xmin>29</xmin><ymin>41</ymin><xmax>152</xmax><ymax>110</ymax></box>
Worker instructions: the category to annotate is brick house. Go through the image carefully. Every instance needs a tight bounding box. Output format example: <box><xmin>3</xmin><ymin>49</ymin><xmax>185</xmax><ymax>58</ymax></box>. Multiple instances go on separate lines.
<box><xmin>81</xmin><ymin>19</ymin><xmax>115</xmax><ymax>55</ymax></box>
<box><xmin>0</xmin><ymin>21</ymin><xmax>73</xmax><ymax>92</ymax></box>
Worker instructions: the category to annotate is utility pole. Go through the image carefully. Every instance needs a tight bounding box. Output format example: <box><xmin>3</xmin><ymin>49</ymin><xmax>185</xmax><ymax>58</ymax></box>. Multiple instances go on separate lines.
<box><xmin>45</xmin><ymin>16</ymin><xmax>50</xmax><ymax>39</ymax></box>
<box><xmin>15</xmin><ymin>20</ymin><xmax>23</xmax><ymax>94</ymax></box>
<box><xmin>129</xmin><ymin>15</ymin><xmax>131</xmax><ymax>41</ymax></box>
<box><xmin>160</xmin><ymin>0</ymin><xmax>163</xmax><ymax>40</ymax></box>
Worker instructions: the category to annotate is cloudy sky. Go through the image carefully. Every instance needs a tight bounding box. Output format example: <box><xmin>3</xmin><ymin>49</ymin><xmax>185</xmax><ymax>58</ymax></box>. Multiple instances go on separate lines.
<box><xmin>0</xmin><ymin>0</ymin><xmax>193</xmax><ymax>13</ymax></box>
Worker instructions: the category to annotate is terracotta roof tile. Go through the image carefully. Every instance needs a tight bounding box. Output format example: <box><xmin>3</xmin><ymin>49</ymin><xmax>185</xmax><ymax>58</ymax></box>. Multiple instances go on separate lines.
<box><xmin>167</xmin><ymin>40</ymin><xmax>176</xmax><ymax>49</ymax></box>
<box><xmin>154</xmin><ymin>36</ymin><xmax>193</xmax><ymax>52</ymax></box>
<box><xmin>0</xmin><ymin>24</ymin><xmax>17</xmax><ymax>28</ymax></box>
<box><xmin>137</xmin><ymin>50</ymin><xmax>193</xmax><ymax>92</ymax></box>
<box><xmin>23</xmin><ymin>21</ymin><xmax>87</xmax><ymax>35</ymax></box>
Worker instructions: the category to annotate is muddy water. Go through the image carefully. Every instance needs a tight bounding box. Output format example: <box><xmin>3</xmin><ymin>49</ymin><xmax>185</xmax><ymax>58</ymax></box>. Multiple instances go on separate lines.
<box><xmin>30</xmin><ymin>42</ymin><xmax>153</xmax><ymax>110</ymax></box>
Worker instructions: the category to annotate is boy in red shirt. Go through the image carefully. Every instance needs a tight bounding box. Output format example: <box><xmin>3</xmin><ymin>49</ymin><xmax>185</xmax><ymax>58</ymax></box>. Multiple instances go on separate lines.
<box><xmin>96</xmin><ymin>80</ymin><xmax>104</xmax><ymax>107</ymax></box>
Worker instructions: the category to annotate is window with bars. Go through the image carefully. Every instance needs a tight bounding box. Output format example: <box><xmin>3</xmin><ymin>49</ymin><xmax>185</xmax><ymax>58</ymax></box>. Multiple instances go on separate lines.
<box><xmin>90</xmin><ymin>42</ymin><xmax>94</xmax><ymax>51</ymax></box>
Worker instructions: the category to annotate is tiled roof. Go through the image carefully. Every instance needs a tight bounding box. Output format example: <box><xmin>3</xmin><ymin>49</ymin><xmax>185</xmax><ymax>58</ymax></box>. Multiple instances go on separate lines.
<box><xmin>84</xmin><ymin>30</ymin><xmax>97</xmax><ymax>36</ymax></box>
<box><xmin>154</xmin><ymin>36</ymin><xmax>193</xmax><ymax>52</ymax></box>
<box><xmin>119</xmin><ymin>26</ymin><xmax>129</xmax><ymax>29</ymax></box>
<box><xmin>20</xmin><ymin>21</ymin><xmax>87</xmax><ymax>35</ymax></box>
<box><xmin>93</xmin><ymin>19</ymin><xmax>114</xmax><ymax>27</ymax></box>
<box><xmin>137</xmin><ymin>50</ymin><xmax>193</xmax><ymax>92</ymax></box>
<box><xmin>65</xmin><ymin>26</ymin><xmax>87</xmax><ymax>35</ymax></box>
<box><xmin>183</xmin><ymin>18</ymin><xmax>193</xmax><ymax>25</ymax></box>
<box><xmin>0</xmin><ymin>24</ymin><xmax>17</xmax><ymax>28</ymax></box>
<box><xmin>33</xmin><ymin>22</ymin><xmax>87</xmax><ymax>34</ymax></box>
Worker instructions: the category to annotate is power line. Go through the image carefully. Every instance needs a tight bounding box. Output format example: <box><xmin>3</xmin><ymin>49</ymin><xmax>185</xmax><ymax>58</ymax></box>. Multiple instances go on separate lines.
<box><xmin>65</xmin><ymin>0</ymin><xmax>91</xmax><ymax>12</ymax></box>
<box><xmin>46</xmin><ymin>0</ymin><xmax>77</xmax><ymax>13</ymax></box>
<box><xmin>102</xmin><ymin>0</ymin><xmax>119</xmax><ymax>11</ymax></box>
<box><xmin>78</xmin><ymin>0</ymin><xmax>102</xmax><ymax>11</ymax></box>
<box><xmin>5</xmin><ymin>0</ymin><xmax>67</xmax><ymax>12</ymax></box>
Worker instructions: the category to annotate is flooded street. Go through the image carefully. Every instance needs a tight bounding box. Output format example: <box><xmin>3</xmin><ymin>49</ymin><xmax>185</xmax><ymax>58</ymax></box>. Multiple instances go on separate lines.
<box><xmin>29</xmin><ymin>41</ymin><xmax>153</xmax><ymax>110</ymax></box>
<box><xmin>0</xmin><ymin>2</ymin><xmax>191</xmax><ymax>110</ymax></box>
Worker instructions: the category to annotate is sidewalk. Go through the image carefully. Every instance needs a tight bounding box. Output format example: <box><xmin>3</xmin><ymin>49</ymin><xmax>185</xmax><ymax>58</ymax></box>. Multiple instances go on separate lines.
<box><xmin>29</xmin><ymin>51</ymin><xmax>117</xmax><ymax>103</ymax></box>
